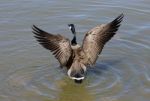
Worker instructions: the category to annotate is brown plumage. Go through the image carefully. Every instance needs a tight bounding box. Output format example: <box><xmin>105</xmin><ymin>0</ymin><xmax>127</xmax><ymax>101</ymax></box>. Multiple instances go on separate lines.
<box><xmin>32</xmin><ymin>25</ymin><xmax>72</xmax><ymax>67</ymax></box>
<box><xmin>32</xmin><ymin>14</ymin><xmax>124</xmax><ymax>83</ymax></box>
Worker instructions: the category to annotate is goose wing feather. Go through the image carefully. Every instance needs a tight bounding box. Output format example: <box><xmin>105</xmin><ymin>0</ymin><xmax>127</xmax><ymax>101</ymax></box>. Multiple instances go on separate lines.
<box><xmin>32</xmin><ymin>25</ymin><xmax>72</xmax><ymax>66</ymax></box>
<box><xmin>82</xmin><ymin>14</ymin><xmax>124</xmax><ymax>65</ymax></box>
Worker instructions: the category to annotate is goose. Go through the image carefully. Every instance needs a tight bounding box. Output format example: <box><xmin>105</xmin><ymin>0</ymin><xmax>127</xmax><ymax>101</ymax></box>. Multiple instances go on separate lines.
<box><xmin>32</xmin><ymin>14</ymin><xmax>124</xmax><ymax>83</ymax></box>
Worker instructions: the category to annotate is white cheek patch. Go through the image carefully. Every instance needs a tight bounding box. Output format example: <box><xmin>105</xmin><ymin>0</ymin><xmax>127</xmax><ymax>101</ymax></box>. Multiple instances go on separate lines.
<box><xmin>71</xmin><ymin>77</ymin><xmax>85</xmax><ymax>80</ymax></box>
<box><xmin>67</xmin><ymin>69</ymin><xmax>72</xmax><ymax>77</ymax></box>
<box><xmin>69</xmin><ymin>26</ymin><xmax>72</xmax><ymax>30</ymax></box>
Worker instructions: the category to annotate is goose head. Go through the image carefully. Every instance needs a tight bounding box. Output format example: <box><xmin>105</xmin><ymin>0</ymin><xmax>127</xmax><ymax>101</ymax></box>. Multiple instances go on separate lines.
<box><xmin>68</xmin><ymin>24</ymin><xmax>76</xmax><ymax>35</ymax></box>
<box><xmin>68</xmin><ymin>24</ymin><xmax>77</xmax><ymax>46</ymax></box>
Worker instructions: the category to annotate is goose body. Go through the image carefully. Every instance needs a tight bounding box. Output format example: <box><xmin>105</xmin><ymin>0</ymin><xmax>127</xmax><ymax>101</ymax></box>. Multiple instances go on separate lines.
<box><xmin>32</xmin><ymin>14</ymin><xmax>124</xmax><ymax>83</ymax></box>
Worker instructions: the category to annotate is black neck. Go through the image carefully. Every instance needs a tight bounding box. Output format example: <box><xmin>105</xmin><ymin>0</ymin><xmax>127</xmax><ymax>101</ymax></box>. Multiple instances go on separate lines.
<box><xmin>71</xmin><ymin>35</ymin><xmax>77</xmax><ymax>45</ymax></box>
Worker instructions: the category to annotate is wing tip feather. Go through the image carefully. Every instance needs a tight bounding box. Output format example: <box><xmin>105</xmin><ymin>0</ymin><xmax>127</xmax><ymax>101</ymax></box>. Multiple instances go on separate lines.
<box><xmin>113</xmin><ymin>13</ymin><xmax>124</xmax><ymax>24</ymax></box>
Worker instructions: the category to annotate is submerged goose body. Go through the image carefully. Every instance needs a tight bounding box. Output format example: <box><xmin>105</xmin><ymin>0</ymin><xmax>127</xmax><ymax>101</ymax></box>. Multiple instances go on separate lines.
<box><xmin>32</xmin><ymin>14</ymin><xmax>124</xmax><ymax>83</ymax></box>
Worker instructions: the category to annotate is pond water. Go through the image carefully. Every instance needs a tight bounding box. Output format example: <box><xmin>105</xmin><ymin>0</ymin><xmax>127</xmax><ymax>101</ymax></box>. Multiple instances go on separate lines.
<box><xmin>0</xmin><ymin>0</ymin><xmax>150</xmax><ymax>101</ymax></box>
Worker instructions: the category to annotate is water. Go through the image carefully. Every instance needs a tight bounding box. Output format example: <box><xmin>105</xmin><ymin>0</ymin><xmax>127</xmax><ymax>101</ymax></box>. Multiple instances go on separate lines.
<box><xmin>0</xmin><ymin>0</ymin><xmax>150</xmax><ymax>101</ymax></box>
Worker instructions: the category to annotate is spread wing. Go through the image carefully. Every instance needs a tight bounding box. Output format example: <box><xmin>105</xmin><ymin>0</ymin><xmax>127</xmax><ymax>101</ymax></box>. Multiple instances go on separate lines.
<box><xmin>82</xmin><ymin>14</ymin><xmax>124</xmax><ymax>65</ymax></box>
<box><xmin>32</xmin><ymin>25</ymin><xmax>72</xmax><ymax>66</ymax></box>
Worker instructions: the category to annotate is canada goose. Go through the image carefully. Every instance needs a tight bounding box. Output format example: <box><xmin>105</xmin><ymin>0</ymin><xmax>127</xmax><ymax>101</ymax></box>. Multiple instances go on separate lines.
<box><xmin>32</xmin><ymin>14</ymin><xmax>124</xmax><ymax>84</ymax></box>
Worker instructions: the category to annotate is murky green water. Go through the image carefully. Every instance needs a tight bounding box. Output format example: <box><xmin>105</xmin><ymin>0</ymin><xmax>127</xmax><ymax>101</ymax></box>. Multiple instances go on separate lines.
<box><xmin>0</xmin><ymin>0</ymin><xmax>150</xmax><ymax>101</ymax></box>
